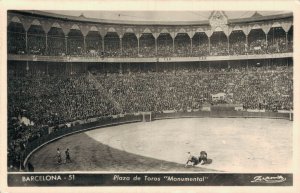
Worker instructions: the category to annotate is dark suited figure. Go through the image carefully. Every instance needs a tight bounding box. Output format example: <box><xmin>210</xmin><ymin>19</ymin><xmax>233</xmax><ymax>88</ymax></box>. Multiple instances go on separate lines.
<box><xmin>199</xmin><ymin>151</ymin><xmax>208</xmax><ymax>165</ymax></box>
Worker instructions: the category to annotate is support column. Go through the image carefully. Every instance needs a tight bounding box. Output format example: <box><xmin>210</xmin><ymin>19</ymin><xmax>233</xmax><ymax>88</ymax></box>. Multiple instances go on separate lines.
<box><xmin>245</xmin><ymin>35</ymin><xmax>248</xmax><ymax>53</ymax></box>
<box><xmin>26</xmin><ymin>61</ymin><xmax>29</xmax><ymax>72</ymax></box>
<box><xmin>102</xmin><ymin>37</ymin><xmax>105</xmax><ymax>53</ymax></box>
<box><xmin>199</xmin><ymin>36</ymin><xmax>201</xmax><ymax>51</ymax></box>
<box><xmin>285</xmin><ymin>32</ymin><xmax>288</xmax><ymax>50</ymax></box>
<box><xmin>172</xmin><ymin>38</ymin><xmax>175</xmax><ymax>53</ymax></box>
<box><xmin>45</xmin><ymin>34</ymin><xmax>48</xmax><ymax>55</ymax></box>
<box><xmin>173</xmin><ymin>63</ymin><xmax>175</xmax><ymax>73</ymax></box>
<box><xmin>120</xmin><ymin>37</ymin><xmax>122</xmax><ymax>55</ymax></box>
<box><xmin>155</xmin><ymin>38</ymin><xmax>158</xmax><ymax>55</ymax></box>
<box><xmin>25</xmin><ymin>31</ymin><xmax>28</xmax><ymax>54</ymax></box>
<box><xmin>227</xmin><ymin>36</ymin><xmax>230</xmax><ymax>54</ymax></box>
<box><xmin>65</xmin><ymin>36</ymin><xmax>68</xmax><ymax>55</ymax></box>
<box><xmin>128</xmin><ymin>63</ymin><xmax>131</xmax><ymax>74</ymax></box>
<box><xmin>46</xmin><ymin>63</ymin><xmax>48</xmax><ymax>75</ymax></box>
<box><xmin>208</xmin><ymin>37</ymin><xmax>211</xmax><ymax>55</ymax></box>
<box><xmin>265</xmin><ymin>34</ymin><xmax>268</xmax><ymax>52</ymax></box>
<box><xmin>119</xmin><ymin>63</ymin><xmax>122</xmax><ymax>74</ymax></box>
<box><xmin>83</xmin><ymin>35</ymin><xmax>86</xmax><ymax>54</ymax></box>
<box><xmin>99</xmin><ymin>36</ymin><xmax>102</xmax><ymax>53</ymax></box>
<box><xmin>137</xmin><ymin>37</ymin><xmax>140</xmax><ymax>55</ymax></box>
<box><xmin>139</xmin><ymin>63</ymin><xmax>141</xmax><ymax>72</ymax></box>
<box><xmin>190</xmin><ymin>38</ymin><xmax>193</xmax><ymax>54</ymax></box>
<box><xmin>70</xmin><ymin>62</ymin><xmax>73</xmax><ymax>75</ymax></box>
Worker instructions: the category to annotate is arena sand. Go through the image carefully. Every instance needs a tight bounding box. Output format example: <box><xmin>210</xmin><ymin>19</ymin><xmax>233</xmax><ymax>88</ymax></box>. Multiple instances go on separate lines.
<box><xmin>29</xmin><ymin>118</ymin><xmax>292</xmax><ymax>172</ymax></box>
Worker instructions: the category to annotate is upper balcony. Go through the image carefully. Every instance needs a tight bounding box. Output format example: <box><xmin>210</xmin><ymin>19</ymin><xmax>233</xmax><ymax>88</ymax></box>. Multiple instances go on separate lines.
<box><xmin>7</xmin><ymin>10</ymin><xmax>293</xmax><ymax>62</ymax></box>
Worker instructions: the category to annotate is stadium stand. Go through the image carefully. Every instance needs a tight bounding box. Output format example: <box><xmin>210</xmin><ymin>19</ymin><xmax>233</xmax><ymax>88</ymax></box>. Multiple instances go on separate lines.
<box><xmin>7</xmin><ymin>10</ymin><xmax>293</xmax><ymax>170</ymax></box>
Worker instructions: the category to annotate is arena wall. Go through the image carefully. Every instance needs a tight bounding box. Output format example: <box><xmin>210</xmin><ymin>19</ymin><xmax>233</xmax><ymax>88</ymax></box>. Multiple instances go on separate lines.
<box><xmin>153</xmin><ymin>110</ymin><xmax>291</xmax><ymax>120</ymax></box>
<box><xmin>23</xmin><ymin>114</ymin><xmax>143</xmax><ymax>168</ymax></box>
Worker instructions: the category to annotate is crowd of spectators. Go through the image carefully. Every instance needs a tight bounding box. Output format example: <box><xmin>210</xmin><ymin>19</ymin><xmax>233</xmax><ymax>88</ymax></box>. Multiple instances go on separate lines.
<box><xmin>8</xmin><ymin>73</ymin><xmax>120</xmax><ymax>170</ymax></box>
<box><xmin>156</xmin><ymin>34</ymin><xmax>173</xmax><ymax>57</ymax></box>
<box><xmin>85</xmin><ymin>32</ymin><xmax>102</xmax><ymax>56</ymax></box>
<box><xmin>191</xmin><ymin>43</ymin><xmax>209</xmax><ymax>56</ymax></box>
<box><xmin>8</xmin><ymin>63</ymin><xmax>293</xmax><ymax>119</ymax></box>
<box><xmin>122</xmin><ymin>35</ymin><xmax>138</xmax><ymax>57</ymax></box>
<box><xmin>210</xmin><ymin>33</ymin><xmax>229</xmax><ymax>56</ymax></box>
<box><xmin>48</xmin><ymin>36</ymin><xmax>66</xmax><ymax>56</ymax></box>
<box><xmin>67</xmin><ymin>37</ymin><xmax>84</xmax><ymax>56</ymax></box>
<box><xmin>8</xmin><ymin>61</ymin><xmax>293</xmax><ymax>170</ymax></box>
<box><xmin>267</xmin><ymin>37</ymin><xmax>289</xmax><ymax>53</ymax></box>
<box><xmin>7</xmin><ymin>19</ymin><xmax>294</xmax><ymax>171</ymax></box>
<box><xmin>210</xmin><ymin>42</ymin><xmax>229</xmax><ymax>56</ymax></box>
<box><xmin>8</xmin><ymin>32</ymin><xmax>26</xmax><ymax>54</ymax></box>
<box><xmin>139</xmin><ymin>34</ymin><xmax>156</xmax><ymax>57</ymax></box>
<box><xmin>248</xmin><ymin>39</ymin><xmax>268</xmax><ymax>54</ymax></box>
<box><xmin>8</xmin><ymin>30</ymin><xmax>293</xmax><ymax>57</ymax></box>
<box><xmin>8</xmin><ymin>64</ymin><xmax>292</xmax><ymax>121</ymax></box>
<box><xmin>229</xmin><ymin>35</ymin><xmax>247</xmax><ymax>55</ymax></box>
<box><xmin>174</xmin><ymin>34</ymin><xmax>191</xmax><ymax>57</ymax></box>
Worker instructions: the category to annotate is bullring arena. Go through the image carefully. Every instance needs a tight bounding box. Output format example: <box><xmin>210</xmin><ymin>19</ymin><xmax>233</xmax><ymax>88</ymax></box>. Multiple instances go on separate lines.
<box><xmin>28</xmin><ymin>117</ymin><xmax>292</xmax><ymax>172</ymax></box>
<box><xmin>7</xmin><ymin>10</ymin><xmax>293</xmax><ymax>174</ymax></box>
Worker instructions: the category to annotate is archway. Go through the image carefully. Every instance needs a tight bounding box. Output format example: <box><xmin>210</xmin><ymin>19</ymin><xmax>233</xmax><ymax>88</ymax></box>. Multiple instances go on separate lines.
<box><xmin>210</xmin><ymin>31</ymin><xmax>228</xmax><ymax>56</ymax></box>
<box><xmin>157</xmin><ymin>33</ymin><xmax>173</xmax><ymax>57</ymax></box>
<box><xmin>248</xmin><ymin>28</ymin><xmax>266</xmax><ymax>54</ymax></box>
<box><xmin>139</xmin><ymin>33</ymin><xmax>155</xmax><ymax>57</ymax></box>
<box><xmin>174</xmin><ymin>33</ymin><xmax>190</xmax><ymax>56</ymax></box>
<box><xmin>122</xmin><ymin>33</ymin><xmax>138</xmax><ymax>57</ymax></box>
<box><xmin>267</xmin><ymin>27</ymin><xmax>286</xmax><ymax>53</ymax></box>
<box><xmin>86</xmin><ymin>31</ymin><xmax>102</xmax><ymax>56</ymax></box>
<box><xmin>192</xmin><ymin>32</ymin><xmax>208</xmax><ymax>56</ymax></box>
<box><xmin>104</xmin><ymin>32</ymin><xmax>120</xmax><ymax>57</ymax></box>
<box><xmin>229</xmin><ymin>30</ymin><xmax>246</xmax><ymax>55</ymax></box>
<box><xmin>47</xmin><ymin>27</ymin><xmax>65</xmax><ymax>56</ymax></box>
<box><xmin>27</xmin><ymin>24</ymin><xmax>46</xmax><ymax>55</ymax></box>
<box><xmin>68</xmin><ymin>28</ymin><xmax>84</xmax><ymax>56</ymax></box>
<box><xmin>7</xmin><ymin>22</ymin><xmax>26</xmax><ymax>54</ymax></box>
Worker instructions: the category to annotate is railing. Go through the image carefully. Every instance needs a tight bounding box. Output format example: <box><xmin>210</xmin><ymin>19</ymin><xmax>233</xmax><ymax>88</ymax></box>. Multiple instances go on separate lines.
<box><xmin>8</xmin><ymin>52</ymin><xmax>293</xmax><ymax>63</ymax></box>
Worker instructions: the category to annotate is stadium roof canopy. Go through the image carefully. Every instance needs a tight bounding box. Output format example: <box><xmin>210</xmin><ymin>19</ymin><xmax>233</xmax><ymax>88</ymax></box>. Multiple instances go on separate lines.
<box><xmin>14</xmin><ymin>10</ymin><xmax>292</xmax><ymax>26</ymax></box>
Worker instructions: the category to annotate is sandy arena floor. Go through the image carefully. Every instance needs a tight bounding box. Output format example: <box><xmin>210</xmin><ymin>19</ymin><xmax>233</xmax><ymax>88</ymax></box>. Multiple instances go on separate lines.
<box><xmin>29</xmin><ymin>118</ymin><xmax>292</xmax><ymax>172</ymax></box>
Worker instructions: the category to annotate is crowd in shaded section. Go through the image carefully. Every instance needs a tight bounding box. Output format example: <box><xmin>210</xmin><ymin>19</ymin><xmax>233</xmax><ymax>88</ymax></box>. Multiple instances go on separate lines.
<box><xmin>7</xmin><ymin>61</ymin><xmax>293</xmax><ymax>170</ymax></box>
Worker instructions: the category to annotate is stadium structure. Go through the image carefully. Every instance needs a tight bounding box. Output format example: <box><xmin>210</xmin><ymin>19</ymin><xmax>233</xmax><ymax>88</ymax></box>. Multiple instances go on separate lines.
<box><xmin>7</xmin><ymin>10</ymin><xmax>293</xmax><ymax>172</ymax></box>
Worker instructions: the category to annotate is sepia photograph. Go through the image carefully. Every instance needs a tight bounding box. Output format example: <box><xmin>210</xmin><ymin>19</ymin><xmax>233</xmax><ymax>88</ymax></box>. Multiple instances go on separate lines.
<box><xmin>1</xmin><ymin>0</ymin><xmax>299</xmax><ymax>192</ymax></box>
